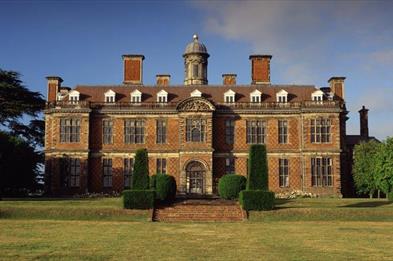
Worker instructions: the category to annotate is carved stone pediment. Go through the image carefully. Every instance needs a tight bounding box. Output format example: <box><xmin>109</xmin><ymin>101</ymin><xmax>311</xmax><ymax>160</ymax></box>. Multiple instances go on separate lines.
<box><xmin>176</xmin><ymin>97</ymin><xmax>215</xmax><ymax>112</ymax></box>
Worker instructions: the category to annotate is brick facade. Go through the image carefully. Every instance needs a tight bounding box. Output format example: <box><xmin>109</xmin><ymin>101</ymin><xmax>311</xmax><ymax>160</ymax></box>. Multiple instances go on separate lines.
<box><xmin>44</xmin><ymin>37</ymin><xmax>348</xmax><ymax>197</ymax></box>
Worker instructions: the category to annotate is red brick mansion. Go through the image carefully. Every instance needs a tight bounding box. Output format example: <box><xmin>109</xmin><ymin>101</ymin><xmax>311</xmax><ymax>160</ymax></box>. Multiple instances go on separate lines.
<box><xmin>44</xmin><ymin>35</ymin><xmax>363</xmax><ymax>197</ymax></box>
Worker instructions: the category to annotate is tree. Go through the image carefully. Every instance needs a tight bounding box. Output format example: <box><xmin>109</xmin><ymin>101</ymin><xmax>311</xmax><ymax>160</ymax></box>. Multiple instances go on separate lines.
<box><xmin>374</xmin><ymin>137</ymin><xmax>393</xmax><ymax>195</ymax></box>
<box><xmin>132</xmin><ymin>149</ymin><xmax>149</xmax><ymax>189</ymax></box>
<box><xmin>353</xmin><ymin>140</ymin><xmax>381</xmax><ymax>198</ymax></box>
<box><xmin>247</xmin><ymin>144</ymin><xmax>268</xmax><ymax>190</ymax></box>
<box><xmin>0</xmin><ymin>69</ymin><xmax>45</xmax><ymax>146</ymax></box>
<box><xmin>0</xmin><ymin>131</ymin><xmax>41</xmax><ymax>195</ymax></box>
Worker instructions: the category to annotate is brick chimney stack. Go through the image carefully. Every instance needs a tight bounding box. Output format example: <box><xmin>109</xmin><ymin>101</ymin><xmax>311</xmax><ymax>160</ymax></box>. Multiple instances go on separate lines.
<box><xmin>156</xmin><ymin>74</ymin><xmax>171</xmax><ymax>86</ymax></box>
<box><xmin>222</xmin><ymin>74</ymin><xmax>237</xmax><ymax>85</ymax></box>
<box><xmin>249</xmin><ymin>55</ymin><xmax>272</xmax><ymax>84</ymax></box>
<box><xmin>46</xmin><ymin>76</ymin><xmax>63</xmax><ymax>102</ymax></box>
<box><xmin>328</xmin><ymin>77</ymin><xmax>346</xmax><ymax>100</ymax></box>
<box><xmin>122</xmin><ymin>54</ymin><xmax>144</xmax><ymax>84</ymax></box>
<box><xmin>359</xmin><ymin>105</ymin><xmax>369</xmax><ymax>139</ymax></box>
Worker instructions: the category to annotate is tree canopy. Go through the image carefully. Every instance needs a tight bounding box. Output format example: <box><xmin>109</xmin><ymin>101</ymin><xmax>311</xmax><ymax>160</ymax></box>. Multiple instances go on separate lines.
<box><xmin>247</xmin><ymin>144</ymin><xmax>268</xmax><ymax>190</ymax></box>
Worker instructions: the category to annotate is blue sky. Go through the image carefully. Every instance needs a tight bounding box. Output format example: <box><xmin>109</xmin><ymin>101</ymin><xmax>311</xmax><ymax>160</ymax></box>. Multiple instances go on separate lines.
<box><xmin>1</xmin><ymin>1</ymin><xmax>392</xmax><ymax>139</ymax></box>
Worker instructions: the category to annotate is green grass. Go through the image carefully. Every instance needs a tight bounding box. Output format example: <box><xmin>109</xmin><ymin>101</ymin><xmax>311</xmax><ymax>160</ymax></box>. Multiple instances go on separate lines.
<box><xmin>1</xmin><ymin>197</ymin><xmax>393</xmax><ymax>260</ymax></box>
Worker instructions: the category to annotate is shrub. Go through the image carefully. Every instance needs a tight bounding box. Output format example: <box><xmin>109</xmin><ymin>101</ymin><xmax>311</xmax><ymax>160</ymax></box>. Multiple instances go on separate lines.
<box><xmin>388</xmin><ymin>191</ymin><xmax>393</xmax><ymax>201</ymax></box>
<box><xmin>123</xmin><ymin>190</ymin><xmax>155</xmax><ymax>209</ymax></box>
<box><xmin>132</xmin><ymin>149</ymin><xmax>149</xmax><ymax>189</ymax></box>
<box><xmin>149</xmin><ymin>175</ymin><xmax>157</xmax><ymax>189</ymax></box>
<box><xmin>218</xmin><ymin>175</ymin><xmax>246</xmax><ymax>200</ymax></box>
<box><xmin>155</xmin><ymin>174</ymin><xmax>177</xmax><ymax>202</ymax></box>
<box><xmin>239</xmin><ymin>190</ymin><xmax>275</xmax><ymax>211</ymax></box>
<box><xmin>247</xmin><ymin>144</ymin><xmax>268</xmax><ymax>190</ymax></box>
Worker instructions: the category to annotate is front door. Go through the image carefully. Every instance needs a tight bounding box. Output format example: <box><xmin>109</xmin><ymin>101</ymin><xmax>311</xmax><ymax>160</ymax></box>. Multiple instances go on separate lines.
<box><xmin>186</xmin><ymin>161</ymin><xmax>205</xmax><ymax>194</ymax></box>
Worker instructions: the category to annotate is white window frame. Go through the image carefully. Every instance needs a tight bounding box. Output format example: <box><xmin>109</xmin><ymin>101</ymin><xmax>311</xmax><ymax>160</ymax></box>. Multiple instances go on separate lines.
<box><xmin>104</xmin><ymin>89</ymin><xmax>116</xmax><ymax>103</ymax></box>
<box><xmin>250</xmin><ymin>90</ymin><xmax>262</xmax><ymax>103</ymax></box>
<box><xmin>190</xmin><ymin>89</ymin><xmax>202</xmax><ymax>97</ymax></box>
<box><xmin>276</xmin><ymin>89</ymin><xmax>288</xmax><ymax>103</ymax></box>
<box><xmin>312</xmin><ymin>90</ymin><xmax>324</xmax><ymax>102</ymax></box>
<box><xmin>69</xmin><ymin>90</ymin><xmax>80</xmax><ymax>104</ymax></box>
<box><xmin>224</xmin><ymin>89</ymin><xmax>236</xmax><ymax>103</ymax></box>
<box><xmin>131</xmin><ymin>89</ymin><xmax>142</xmax><ymax>103</ymax></box>
<box><xmin>157</xmin><ymin>90</ymin><xmax>168</xmax><ymax>103</ymax></box>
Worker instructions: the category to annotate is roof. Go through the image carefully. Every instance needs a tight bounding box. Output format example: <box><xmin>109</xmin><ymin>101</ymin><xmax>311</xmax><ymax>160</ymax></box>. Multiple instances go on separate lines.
<box><xmin>74</xmin><ymin>84</ymin><xmax>319</xmax><ymax>103</ymax></box>
<box><xmin>346</xmin><ymin>135</ymin><xmax>379</xmax><ymax>146</ymax></box>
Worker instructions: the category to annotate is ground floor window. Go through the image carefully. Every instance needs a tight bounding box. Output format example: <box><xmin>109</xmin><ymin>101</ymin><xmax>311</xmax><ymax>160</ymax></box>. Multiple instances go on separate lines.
<box><xmin>60</xmin><ymin>158</ymin><xmax>80</xmax><ymax>188</ymax></box>
<box><xmin>103</xmin><ymin>158</ymin><xmax>112</xmax><ymax>187</ymax></box>
<box><xmin>124</xmin><ymin>158</ymin><xmax>134</xmax><ymax>188</ymax></box>
<box><xmin>156</xmin><ymin>158</ymin><xmax>167</xmax><ymax>174</ymax></box>
<box><xmin>311</xmin><ymin>157</ymin><xmax>332</xmax><ymax>187</ymax></box>
<box><xmin>279</xmin><ymin>158</ymin><xmax>289</xmax><ymax>187</ymax></box>
<box><xmin>225</xmin><ymin>158</ymin><xmax>235</xmax><ymax>174</ymax></box>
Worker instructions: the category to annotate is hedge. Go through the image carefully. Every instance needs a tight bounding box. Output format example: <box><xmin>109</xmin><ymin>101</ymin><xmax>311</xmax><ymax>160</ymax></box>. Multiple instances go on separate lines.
<box><xmin>123</xmin><ymin>189</ymin><xmax>155</xmax><ymax>209</ymax></box>
<box><xmin>218</xmin><ymin>175</ymin><xmax>246</xmax><ymax>200</ymax></box>
<box><xmin>132</xmin><ymin>149</ymin><xmax>149</xmax><ymax>189</ymax></box>
<box><xmin>388</xmin><ymin>191</ymin><xmax>393</xmax><ymax>201</ymax></box>
<box><xmin>239</xmin><ymin>190</ymin><xmax>275</xmax><ymax>211</ymax></box>
<box><xmin>155</xmin><ymin>174</ymin><xmax>177</xmax><ymax>202</ymax></box>
<box><xmin>247</xmin><ymin>144</ymin><xmax>268</xmax><ymax>190</ymax></box>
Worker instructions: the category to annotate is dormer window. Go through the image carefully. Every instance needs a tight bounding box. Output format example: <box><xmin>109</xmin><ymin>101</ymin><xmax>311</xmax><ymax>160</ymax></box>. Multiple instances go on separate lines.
<box><xmin>276</xmin><ymin>89</ymin><xmax>288</xmax><ymax>103</ymax></box>
<box><xmin>312</xmin><ymin>90</ymin><xmax>324</xmax><ymax>102</ymax></box>
<box><xmin>69</xmin><ymin>90</ymin><xmax>80</xmax><ymax>104</ymax></box>
<box><xmin>250</xmin><ymin>89</ymin><xmax>262</xmax><ymax>103</ymax></box>
<box><xmin>190</xmin><ymin>89</ymin><xmax>202</xmax><ymax>97</ymax></box>
<box><xmin>104</xmin><ymin>90</ymin><xmax>116</xmax><ymax>103</ymax></box>
<box><xmin>157</xmin><ymin>90</ymin><xmax>168</xmax><ymax>103</ymax></box>
<box><xmin>131</xmin><ymin>89</ymin><xmax>142</xmax><ymax>103</ymax></box>
<box><xmin>224</xmin><ymin>89</ymin><xmax>236</xmax><ymax>103</ymax></box>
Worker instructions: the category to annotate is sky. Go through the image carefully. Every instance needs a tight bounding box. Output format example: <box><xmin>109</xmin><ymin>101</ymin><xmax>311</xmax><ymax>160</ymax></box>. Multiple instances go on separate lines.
<box><xmin>0</xmin><ymin>0</ymin><xmax>392</xmax><ymax>140</ymax></box>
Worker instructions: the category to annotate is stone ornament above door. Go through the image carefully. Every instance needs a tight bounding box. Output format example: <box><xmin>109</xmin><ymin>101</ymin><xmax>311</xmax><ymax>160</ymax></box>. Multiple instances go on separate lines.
<box><xmin>176</xmin><ymin>97</ymin><xmax>216</xmax><ymax>112</ymax></box>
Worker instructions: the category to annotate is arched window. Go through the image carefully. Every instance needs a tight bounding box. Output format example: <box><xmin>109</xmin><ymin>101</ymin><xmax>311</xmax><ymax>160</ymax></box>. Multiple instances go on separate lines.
<box><xmin>186</xmin><ymin>119</ymin><xmax>206</xmax><ymax>142</ymax></box>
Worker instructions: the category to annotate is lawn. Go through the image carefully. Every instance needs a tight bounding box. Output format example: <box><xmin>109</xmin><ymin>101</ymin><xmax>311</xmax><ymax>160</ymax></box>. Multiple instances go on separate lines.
<box><xmin>1</xmin><ymin>197</ymin><xmax>393</xmax><ymax>260</ymax></box>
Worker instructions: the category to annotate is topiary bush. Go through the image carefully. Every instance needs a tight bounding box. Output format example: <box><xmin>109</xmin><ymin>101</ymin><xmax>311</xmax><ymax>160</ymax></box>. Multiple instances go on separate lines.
<box><xmin>239</xmin><ymin>190</ymin><xmax>275</xmax><ymax>211</ymax></box>
<box><xmin>155</xmin><ymin>174</ymin><xmax>177</xmax><ymax>202</ymax></box>
<box><xmin>149</xmin><ymin>175</ymin><xmax>157</xmax><ymax>189</ymax></box>
<box><xmin>218</xmin><ymin>175</ymin><xmax>246</xmax><ymax>200</ymax></box>
<box><xmin>247</xmin><ymin>144</ymin><xmax>268</xmax><ymax>190</ymax></box>
<box><xmin>388</xmin><ymin>191</ymin><xmax>393</xmax><ymax>201</ymax></box>
<box><xmin>132</xmin><ymin>149</ymin><xmax>149</xmax><ymax>190</ymax></box>
<box><xmin>123</xmin><ymin>189</ymin><xmax>155</xmax><ymax>209</ymax></box>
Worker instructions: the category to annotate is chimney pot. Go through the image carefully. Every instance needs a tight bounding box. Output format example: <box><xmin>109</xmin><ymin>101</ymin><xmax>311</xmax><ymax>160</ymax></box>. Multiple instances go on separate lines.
<box><xmin>328</xmin><ymin>76</ymin><xmax>346</xmax><ymax>100</ymax></box>
<box><xmin>46</xmin><ymin>76</ymin><xmax>63</xmax><ymax>102</ymax></box>
<box><xmin>359</xmin><ymin>105</ymin><xmax>369</xmax><ymax>139</ymax></box>
<box><xmin>156</xmin><ymin>74</ymin><xmax>171</xmax><ymax>86</ymax></box>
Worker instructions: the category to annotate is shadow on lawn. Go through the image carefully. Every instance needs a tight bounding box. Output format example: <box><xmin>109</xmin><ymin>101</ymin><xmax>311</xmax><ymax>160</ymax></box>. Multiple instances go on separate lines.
<box><xmin>341</xmin><ymin>201</ymin><xmax>392</xmax><ymax>208</ymax></box>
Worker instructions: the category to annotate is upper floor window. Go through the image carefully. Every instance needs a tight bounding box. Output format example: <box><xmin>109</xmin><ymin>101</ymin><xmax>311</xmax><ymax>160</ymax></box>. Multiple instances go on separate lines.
<box><xmin>250</xmin><ymin>89</ymin><xmax>262</xmax><ymax>103</ymax></box>
<box><xmin>311</xmin><ymin>90</ymin><xmax>324</xmax><ymax>102</ymax></box>
<box><xmin>225</xmin><ymin>158</ymin><xmax>235</xmax><ymax>175</ymax></box>
<box><xmin>156</xmin><ymin>119</ymin><xmax>167</xmax><ymax>144</ymax></box>
<box><xmin>103</xmin><ymin>158</ymin><xmax>112</xmax><ymax>188</ymax></box>
<box><xmin>311</xmin><ymin>157</ymin><xmax>332</xmax><ymax>187</ymax></box>
<box><xmin>124</xmin><ymin>119</ymin><xmax>145</xmax><ymax>144</ymax></box>
<box><xmin>156</xmin><ymin>158</ymin><xmax>167</xmax><ymax>174</ymax></box>
<box><xmin>224</xmin><ymin>89</ymin><xmax>236</xmax><ymax>103</ymax></box>
<box><xmin>225</xmin><ymin>119</ymin><xmax>235</xmax><ymax>145</ymax></box>
<box><xmin>186</xmin><ymin>118</ymin><xmax>206</xmax><ymax>142</ymax></box>
<box><xmin>276</xmin><ymin>89</ymin><xmax>288</xmax><ymax>103</ymax></box>
<box><xmin>246</xmin><ymin>120</ymin><xmax>266</xmax><ymax>144</ymax></box>
<box><xmin>131</xmin><ymin>89</ymin><xmax>142</xmax><ymax>103</ymax></box>
<box><xmin>60</xmin><ymin>118</ymin><xmax>80</xmax><ymax>143</ymax></box>
<box><xmin>124</xmin><ymin>158</ymin><xmax>134</xmax><ymax>188</ymax></box>
<box><xmin>190</xmin><ymin>89</ymin><xmax>202</xmax><ymax>97</ymax></box>
<box><xmin>104</xmin><ymin>89</ymin><xmax>116</xmax><ymax>103</ymax></box>
<box><xmin>157</xmin><ymin>90</ymin><xmax>168</xmax><ymax>103</ymax></box>
<box><xmin>69</xmin><ymin>90</ymin><xmax>80</xmax><ymax>104</ymax></box>
<box><xmin>311</xmin><ymin>118</ymin><xmax>331</xmax><ymax>143</ymax></box>
<box><xmin>279</xmin><ymin>158</ymin><xmax>289</xmax><ymax>187</ymax></box>
<box><xmin>278</xmin><ymin>120</ymin><xmax>288</xmax><ymax>144</ymax></box>
<box><xmin>103</xmin><ymin>120</ymin><xmax>113</xmax><ymax>144</ymax></box>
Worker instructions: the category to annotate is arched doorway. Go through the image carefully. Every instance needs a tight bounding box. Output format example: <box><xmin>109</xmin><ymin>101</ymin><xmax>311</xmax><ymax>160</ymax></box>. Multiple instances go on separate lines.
<box><xmin>186</xmin><ymin>161</ymin><xmax>205</xmax><ymax>194</ymax></box>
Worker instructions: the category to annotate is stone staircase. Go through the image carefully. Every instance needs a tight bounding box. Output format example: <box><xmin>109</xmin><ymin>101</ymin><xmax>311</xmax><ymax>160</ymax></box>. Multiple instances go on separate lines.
<box><xmin>152</xmin><ymin>198</ymin><xmax>247</xmax><ymax>222</ymax></box>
